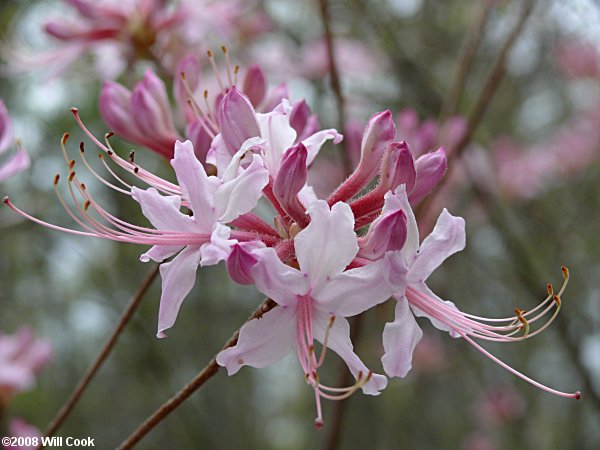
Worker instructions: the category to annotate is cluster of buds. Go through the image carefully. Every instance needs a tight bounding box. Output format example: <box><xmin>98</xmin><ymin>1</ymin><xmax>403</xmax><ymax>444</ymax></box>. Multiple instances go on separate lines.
<box><xmin>3</xmin><ymin>64</ymin><xmax>580</xmax><ymax>427</ymax></box>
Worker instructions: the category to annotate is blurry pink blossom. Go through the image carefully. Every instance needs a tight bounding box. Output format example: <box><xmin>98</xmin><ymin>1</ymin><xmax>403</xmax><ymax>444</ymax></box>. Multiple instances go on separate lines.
<box><xmin>0</xmin><ymin>100</ymin><xmax>29</xmax><ymax>183</ymax></box>
<box><xmin>2</xmin><ymin>419</ymin><xmax>42</xmax><ymax>450</ymax></box>
<box><xmin>554</xmin><ymin>39</ymin><xmax>600</xmax><ymax>80</ymax></box>
<box><xmin>0</xmin><ymin>327</ymin><xmax>52</xmax><ymax>400</ymax></box>
<box><xmin>472</xmin><ymin>384</ymin><xmax>526</xmax><ymax>427</ymax></box>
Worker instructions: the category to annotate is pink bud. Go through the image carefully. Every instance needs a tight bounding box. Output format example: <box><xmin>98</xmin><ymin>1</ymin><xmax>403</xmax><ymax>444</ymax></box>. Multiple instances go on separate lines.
<box><xmin>227</xmin><ymin>243</ymin><xmax>259</xmax><ymax>285</ymax></box>
<box><xmin>408</xmin><ymin>148</ymin><xmax>447</xmax><ymax>204</ymax></box>
<box><xmin>242</xmin><ymin>64</ymin><xmax>266</xmax><ymax>107</ymax></box>
<box><xmin>379</xmin><ymin>141</ymin><xmax>417</xmax><ymax>193</ymax></box>
<box><xmin>273</xmin><ymin>143</ymin><xmax>308</xmax><ymax>211</ymax></box>
<box><xmin>44</xmin><ymin>21</ymin><xmax>77</xmax><ymax>40</ymax></box>
<box><xmin>359</xmin><ymin>209</ymin><xmax>407</xmax><ymax>260</ymax></box>
<box><xmin>99</xmin><ymin>81</ymin><xmax>145</xmax><ymax>144</ymax></box>
<box><xmin>290</xmin><ymin>100</ymin><xmax>310</xmax><ymax>135</ymax></box>
<box><xmin>217</xmin><ymin>87</ymin><xmax>260</xmax><ymax>154</ymax></box>
<box><xmin>358</xmin><ymin>110</ymin><xmax>396</xmax><ymax>181</ymax></box>
<box><xmin>185</xmin><ymin>119</ymin><xmax>212</xmax><ymax>164</ymax></box>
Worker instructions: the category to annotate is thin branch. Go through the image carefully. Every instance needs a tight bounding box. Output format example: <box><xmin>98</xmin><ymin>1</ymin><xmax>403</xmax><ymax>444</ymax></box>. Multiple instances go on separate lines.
<box><xmin>40</xmin><ymin>265</ymin><xmax>159</xmax><ymax>445</ymax></box>
<box><xmin>448</xmin><ymin>0</ymin><xmax>536</xmax><ymax>161</ymax></box>
<box><xmin>116</xmin><ymin>298</ymin><xmax>277</xmax><ymax>450</ymax></box>
<box><xmin>318</xmin><ymin>0</ymin><xmax>351</xmax><ymax>176</ymax></box>
<box><xmin>439</xmin><ymin>1</ymin><xmax>494</xmax><ymax>123</ymax></box>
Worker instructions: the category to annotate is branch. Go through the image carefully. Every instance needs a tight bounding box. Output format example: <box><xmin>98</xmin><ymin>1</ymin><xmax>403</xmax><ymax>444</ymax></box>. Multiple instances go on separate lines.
<box><xmin>40</xmin><ymin>265</ymin><xmax>159</xmax><ymax>446</ymax></box>
<box><xmin>116</xmin><ymin>298</ymin><xmax>277</xmax><ymax>450</ymax></box>
<box><xmin>318</xmin><ymin>0</ymin><xmax>351</xmax><ymax>175</ymax></box>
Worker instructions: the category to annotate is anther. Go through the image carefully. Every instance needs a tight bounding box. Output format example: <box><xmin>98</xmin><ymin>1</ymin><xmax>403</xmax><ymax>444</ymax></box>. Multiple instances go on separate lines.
<box><xmin>3</xmin><ymin>196</ymin><xmax>9</xmax><ymax>204</ymax></box>
<box><xmin>129</xmin><ymin>151</ymin><xmax>135</xmax><ymax>163</ymax></box>
<box><xmin>53</xmin><ymin>174</ymin><xmax>60</xmax><ymax>185</ymax></box>
<box><xmin>308</xmin><ymin>345</ymin><xmax>315</xmax><ymax>355</ymax></box>
<box><xmin>83</xmin><ymin>200</ymin><xmax>91</xmax><ymax>210</ymax></box>
<box><xmin>575</xmin><ymin>391</ymin><xmax>581</xmax><ymax>400</ymax></box>
<box><xmin>221</xmin><ymin>45</ymin><xmax>227</xmax><ymax>54</ymax></box>
<box><xmin>133</xmin><ymin>167</ymin><xmax>139</xmax><ymax>174</ymax></box>
<box><xmin>561</xmin><ymin>266</ymin><xmax>569</xmax><ymax>279</ymax></box>
<box><xmin>356</xmin><ymin>371</ymin><xmax>363</xmax><ymax>381</ymax></box>
<box><xmin>80</xmin><ymin>183</ymin><xmax>86</xmax><ymax>190</ymax></box>
<box><xmin>70</xmin><ymin>107</ymin><xmax>78</xmax><ymax>114</ymax></box>
<box><xmin>547</xmin><ymin>284</ymin><xmax>553</xmax><ymax>296</ymax></box>
<box><xmin>180</xmin><ymin>71</ymin><xmax>186</xmax><ymax>80</ymax></box>
<box><xmin>106</xmin><ymin>131</ymin><xmax>114</xmax><ymax>139</ymax></box>
<box><xmin>79</xmin><ymin>142</ymin><xmax>85</xmax><ymax>153</ymax></box>
<box><xmin>314</xmin><ymin>418</ymin><xmax>324</xmax><ymax>429</ymax></box>
<box><xmin>553</xmin><ymin>295</ymin><xmax>561</xmax><ymax>307</ymax></box>
<box><xmin>68</xmin><ymin>159</ymin><xmax>75</xmax><ymax>170</ymax></box>
<box><xmin>107</xmin><ymin>150</ymin><xmax>113</xmax><ymax>156</ymax></box>
<box><xmin>68</xmin><ymin>172</ymin><xmax>76</xmax><ymax>182</ymax></box>
<box><xmin>207</xmin><ymin>50</ymin><xmax>213</xmax><ymax>58</ymax></box>
<box><xmin>365</xmin><ymin>371</ymin><xmax>373</xmax><ymax>382</ymax></box>
<box><xmin>62</xmin><ymin>133</ymin><xmax>70</xmax><ymax>145</ymax></box>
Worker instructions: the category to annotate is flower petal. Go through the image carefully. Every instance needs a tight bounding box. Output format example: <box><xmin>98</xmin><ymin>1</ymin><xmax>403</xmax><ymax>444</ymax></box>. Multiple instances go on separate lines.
<box><xmin>295</xmin><ymin>200</ymin><xmax>358</xmax><ymax>289</ymax></box>
<box><xmin>408</xmin><ymin>282</ymin><xmax>461</xmax><ymax>338</ymax></box>
<box><xmin>409</xmin><ymin>209</ymin><xmax>465</xmax><ymax>283</ymax></box>
<box><xmin>251</xmin><ymin>247</ymin><xmax>308</xmax><ymax>306</ymax></box>
<box><xmin>0</xmin><ymin>148</ymin><xmax>29</xmax><ymax>182</ymax></box>
<box><xmin>256</xmin><ymin>109</ymin><xmax>297</xmax><ymax>175</ymax></box>
<box><xmin>313</xmin><ymin>257</ymin><xmax>394</xmax><ymax>317</ymax></box>
<box><xmin>382</xmin><ymin>295</ymin><xmax>423</xmax><ymax>378</ymax></box>
<box><xmin>216</xmin><ymin>305</ymin><xmax>297</xmax><ymax>375</ymax></box>
<box><xmin>301</xmin><ymin>128</ymin><xmax>343</xmax><ymax>166</ymax></box>
<box><xmin>171</xmin><ymin>140</ymin><xmax>221</xmax><ymax>230</ymax></box>
<box><xmin>157</xmin><ymin>245</ymin><xmax>202</xmax><ymax>337</ymax></box>
<box><xmin>199</xmin><ymin>223</ymin><xmax>235</xmax><ymax>266</ymax></box>
<box><xmin>140</xmin><ymin>244</ymin><xmax>184</xmax><ymax>263</ymax></box>
<box><xmin>312</xmin><ymin>310</ymin><xmax>388</xmax><ymax>395</ymax></box>
<box><xmin>0</xmin><ymin>100</ymin><xmax>13</xmax><ymax>154</ymax></box>
<box><xmin>131</xmin><ymin>187</ymin><xmax>196</xmax><ymax>232</ymax></box>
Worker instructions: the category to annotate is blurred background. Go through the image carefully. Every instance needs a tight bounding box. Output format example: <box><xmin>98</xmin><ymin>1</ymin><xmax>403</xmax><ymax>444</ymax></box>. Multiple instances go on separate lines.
<box><xmin>1</xmin><ymin>0</ymin><xmax>599</xmax><ymax>449</ymax></box>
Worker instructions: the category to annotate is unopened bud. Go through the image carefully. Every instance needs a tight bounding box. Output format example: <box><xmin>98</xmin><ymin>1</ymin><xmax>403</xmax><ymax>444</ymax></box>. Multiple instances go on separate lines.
<box><xmin>227</xmin><ymin>243</ymin><xmax>259</xmax><ymax>285</ymax></box>
<box><xmin>359</xmin><ymin>209</ymin><xmax>407</xmax><ymax>259</ymax></box>
<box><xmin>357</xmin><ymin>110</ymin><xmax>396</xmax><ymax>181</ymax></box>
<box><xmin>273</xmin><ymin>143</ymin><xmax>308</xmax><ymax>209</ymax></box>
<box><xmin>379</xmin><ymin>141</ymin><xmax>416</xmax><ymax>193</ymax></box>
<box><xmin>407</xmin><ymin>147</ymin><xmax>447</xmax><ymax>204</ymax></box>
<box><xmin>242</xmin><ymin>64</ymin><xmax>267</xmax><ymax>107</ymax></box>
<box><xmin>217</xmin><ymin>87</ymin><xmax>260</xmax><ymax>154</ymax></box>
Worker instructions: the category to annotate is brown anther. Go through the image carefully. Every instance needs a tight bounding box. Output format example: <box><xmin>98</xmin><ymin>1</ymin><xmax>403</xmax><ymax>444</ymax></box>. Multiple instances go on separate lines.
<box><xmin>365</xmin><ymin>370</ymin><xmax>373</xmax><ymax>382</ymax></box>
<box><xmin>561</xmin><ymin>266</ymin><xmax>569</xmax><ymax>279</ymax></box>
<box><xmin>68</xmin><ymin>172</ymin><xmax>75</xmax><ymax>182</ymax></box>
<box><xmin>98</xmin><ymin>153</ymin><xmax>104</xmax><ymax>159</ymax></box>
<box><xmin>68</xmin><ymin>159</ymin><xmax>75</xmax><ymax>169</ymax></box>
<box><xmin>83</xmin><ymin>200</ymin><xmax>91</xmax><ymax>210</ymax></box>
<box><xmin>312</xmin><ymin>371</ymin><xmax>319</xmax><ymax>382</ymax></box>
<box><xmin>80</xmin><ymin>183</ymin><xmax>86</xmax><ymax>190</ymax></box>
<box><xmin>203</xmin><ymin>89</ymin><xmax>208</xmax><ymax>99</ymax></box>
<box><xmin>328</xmin><ymin>316</ymin><xmax>336</xmax><ymax>327</ymax></box>
<box><xmin>62</xmin><ymin>133</ymin><xmax>70</xmax><ymax>144</ymax></box>
<box><xmin>180</xmin><ymin>71</ymin><xmax>186</xmax><ymax>80</ymax></box>
<box><xmin>553</xmin><ymin>295</ymin><xmax>561</xmax><ymax>307</ymax></box>
<box><xmin>107</xmin><ymin>150</ymin><xmax>113</xmax><ymax>156</ymax></box>
<box><xmin>356</xmin><ymin>371</ymin><xmax>363</xmax><ymax>381</ymax></box>
<box><xmin>207</xmin><ymin>50</ymin><xmax>213</xmax><ymax>58</ymax></box>
<box><xmin>133</xmin><ymin>167</ymin><xmax>139</xmax><ymax>174</ymax></box>
<box><xmin>106</xmin><ymin>131</ymin><xmax>115</xmax><ymax>139</ymax></box>
<box><xmin>79</xmin><ymin>142</ymin><xmax>85</xmax><ymax>153</ymax></box>
<box><xmin>3</xmin><ymin>196</ymin><xmax>9</xmax><ymax>204</ymax></box>
<box><xmin>129</xmin><ymin>151</ymin><xmax>135</xmax><ymax>163</ymax></box>
<box><xmin>308</xmin><ymin>345</ymin><xmax>315</xmax><ymax>355</ymax></box>
<box><xmin>221</xmin><ymin>45</ymin><xmax>228</xmax><ymax>54</ymax></box>
<box><xmin>234</xmin><ymin>65</ymin><xmax>240</xmax><ymax>74</ymax></box>
<box><xmin>547</xmin><ymin>284</ymin><xmax>553</xmax><ymax>296</ymax></box>
<box><xmin>53</xmin><ymin>174</ymin><xmax>60</xmax><ymax>185</ymax></box>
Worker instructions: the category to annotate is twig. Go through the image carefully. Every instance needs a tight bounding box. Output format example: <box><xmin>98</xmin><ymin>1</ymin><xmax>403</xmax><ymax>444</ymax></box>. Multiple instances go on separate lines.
<box><xmin>40</xmin><ymin>265</ymin><xmax>160</xmax><ymax>445</ymax></box>
<box><xmin>116</xmin><ymin>298</ymin><xmax>277</xmax><ymax>450</ymax></box>
<box><xmin>318</xmin><ymin>0</ymin><xmax>351</xmax><ymax>175</ymax></box>
<box><xmin>439</xmin><ymin>1</ymin><xmax>494</xmax><ymax>123</ymax></box>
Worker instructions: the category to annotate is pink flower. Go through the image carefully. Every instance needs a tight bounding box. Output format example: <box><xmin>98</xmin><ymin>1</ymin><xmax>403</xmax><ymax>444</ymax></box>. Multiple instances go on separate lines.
<box><xmin>4</xmin><ymin>419</ymin><xmax>42</xmax><ymax>450</ymax></box>
<box><xmin>217</xmin><ymin>200</ymin><xmax>401</xmax><ymax>426</ymax></box>
<box><xmin>0</xmin><ymin>101</ymin><xmax>30</xmax><ymax>183</ymax></box>
<box><xmin>0</xmin><ymin>327</ymin><xmax>52</xmax><ymax>400</ymax></box>
<box><xmin>381</xmin><ymin>187</ymin><xmax>580</xmax><ymax>400</ymax></box>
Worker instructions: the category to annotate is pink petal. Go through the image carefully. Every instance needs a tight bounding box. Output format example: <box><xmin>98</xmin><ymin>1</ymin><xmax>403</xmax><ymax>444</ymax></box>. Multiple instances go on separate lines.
<box><xmin>408</xmin><ymin>148</ymin><xmax>447</xmax><ymax>204</ymax></box>
<box><xmin>251</xmin><ymin>247</ymin><xmax>308</xmax><ymax>306</ymax></box>
<box><xmin>312</xmin><ymin>310</ymin><xmax>388</xmax><ymax>395</ymax></box>
<box><xmin>408</xmin><ymin>282</ymin><xmax>461</xmax><ymax>338</ymax></box>
<box><xmin>0</xmin><ymin>100</ymin><xmax>13</xmax><ymax>154</ymax></box>
<box><xmin>216</xmin><ymin>305</ymin><xmax>297</xmax><ymax>375</ymax></box>
<box><xmin>131</xmin><ymin>187</ymin><xmax>196</xmax><ymax>232</ymax></box>
<box><xmin>256</xmin><ymin>109</ymin><xmax>297</xmax><ymax>175</ymax></box>
<box><xmin>295</xmin><ymin>200</ymin><xmax>358</xmax><ymax>288</ymax></box>
<box><xmin>0</xmin><ymin>148</ymin><xmax>29</xmax><ymax>182</ymax></box>
<box><xmin>199</xmin><ymin>223</ymin><xmax>235</xmax><ymax>266</ymax></box>
<box><xmin>382</xmin><ymin>295</ymin><xmax>423</xmax><ymax>378</ymax></box>
<box><xmin>409</xmin><ymin>209</ymin><xmax>465</xmax><ymax>283</ymax></box>
<box><xmin>218</xmin><ymin>87</ymin><xmax>260</xmax><ymax>154</ymax></box>
<box><xmin>157</xmin><ymin>245</ymin><xmax>202</xmax><ymax>337</ymax></box>
<box><xmin>301</xmin><ymin>129</ymin><xmax>343</xmax><ymax>166</ymax></box>
<box><xmin>140</xmin><ymin>244</ymin><xmax>184</xmax><ymax>263</ymax></box>
<box><xmin>242</xmin><ymin>64</ymin><xmax>267</xmax><ymax>107</ymax></box>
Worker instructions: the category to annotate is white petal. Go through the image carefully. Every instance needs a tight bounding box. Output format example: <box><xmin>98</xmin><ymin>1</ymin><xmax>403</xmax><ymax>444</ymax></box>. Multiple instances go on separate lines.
<box><xmin>385</xmin><ymin>186</ymin><xmax>419</xmax><ymax>262</ymax></box>
<box><xmin>157</xmin><ymin>246</ymin><xmax>202</xmax><ymax>337</ymax></box>
<box><xmin>312</xmin><ymin>310</ymin><xmax>388</xmax><ymax>395</ymax></box>
<box><xmin>132</xmin><ymin>187</ymin><xmax>197</xmax><ymax>232</ymax></box>
<box><xmin>313</xmin><ymin>257</ymin><xmax>394</xmax><ymax>317</ymax></box>
<box><xmin>301</xmin><ymin>128</ymin><xmax>343</xmax><ymax>166</ymax></box>
<box><xmin>382</xmin><ymin>295</ymin><xmax>423</xmax><ymax>378</ymax></box>
<box><xmin>256</xmin><ymin>110</ymin><xmax>297</xmax><ymax>175</ymax></box>
<box><xmin>409</xmin><ymin>209</ymin><xmax>465</xmax><ymax>283</ymax></box>
<box><xmin>216</xmin><ymin>305</ymin><xmax>297</xmax><ymax>375</ymax></box>
<box><xmin>295</xmin><ymin>200</ymin><xmax>358</xmax><ymax>289</ymax></box>
<box><xmin>251</xmin><ymin>247</ymin><xmax>309</xmax><ymax>306</ymax></box>
<box><xmin>199</xmin><ymin>223</ymin><xmax>235</xmax><ymax>266</ymax></box>
<box><xmin>408</xmin><ymin>282</ymin><xmax>461</xmax><ymax>338</ymax></box>
<box><xmin>140</xmin><ymin>244</ymin><xmax>183</xmax><ymax>263</ymax></box>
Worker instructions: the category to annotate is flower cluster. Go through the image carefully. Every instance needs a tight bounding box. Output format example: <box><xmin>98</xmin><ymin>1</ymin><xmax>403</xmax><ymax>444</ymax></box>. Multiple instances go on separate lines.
<box><xmin>3</xmin><ymin>75</ymin><xmax>579</xmax><ymax>425</ymax></box>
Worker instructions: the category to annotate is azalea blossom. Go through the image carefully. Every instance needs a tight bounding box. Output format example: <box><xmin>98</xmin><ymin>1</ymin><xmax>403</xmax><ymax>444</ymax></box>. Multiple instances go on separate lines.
<box><xmin>0</xmin><ymin>101</ymin><xmax>30</xmax><ymax>183</ymax></box>
<box><xmin>217</xmin><ymin>200</ymin><xmax>402</xmax><ymax>427</ymax></box>
<box><xmin>0</xmin><ymin>327</ymin><xmax>52</xmax><ymax>403</ymax></box>
<box><xmin>381</xmin><ymin>186</ymin><xmax>580</xmax><ymax>400</ymax></box>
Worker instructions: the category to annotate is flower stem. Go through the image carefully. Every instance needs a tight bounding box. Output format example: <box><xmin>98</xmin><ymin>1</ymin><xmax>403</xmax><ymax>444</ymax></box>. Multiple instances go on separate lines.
<box><xmin>115</xmin><ymin>298</ymin><xmax>277</xmax><ymax>450</ymax></box>
<box><xmin>39</xmin><ymin>265</ymin><xmax>159</xmax><ymax>447</ymax></box>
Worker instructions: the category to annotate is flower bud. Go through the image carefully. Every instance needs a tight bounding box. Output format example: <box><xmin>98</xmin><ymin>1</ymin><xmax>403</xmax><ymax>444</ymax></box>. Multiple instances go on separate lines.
<box><xmin>357</xmin><ymin>110</ymin><xmax>396</xmax><ymax>181</ymax></box>
<box><xmin>217</xmin><ymin>87</ymin><xmax>260</xmax><ymax>154</ymax></box>
<box><xmin>99</xmin><ymin>81</ymin><xmax>146</xmax><ymax>144</ymax></box>
<box><xmin>379</xmin><ymin>141</ymin><xmax>416</xmax><ymax>193</ymax></box>
<box><xmin>408</xmin><ymin>148</ymin><xmax>447</xmax><ymax>204</ymax></box>
<box><xmin>227</xmin><ymin>243</ymin><xmax>259</xmax><ymax>285</ymax></box>
<box><xmin>242</xmin><ymin>64</ymin><xmax>266</xmax><ymax>107</ymax></box>
<box><xmin>186</xmin><ymin>118</ymin><xmax>212</xmax><ymax>164</ymax></box>
<box><xmin>273</xmin><ymin>143</ymin><xmax>308</xmax><ymax>213</ymax></box>
<box><xmin>359</xmin><ymin>209</ymin><xmax>407</xmax><ymax>260</ymax></box>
